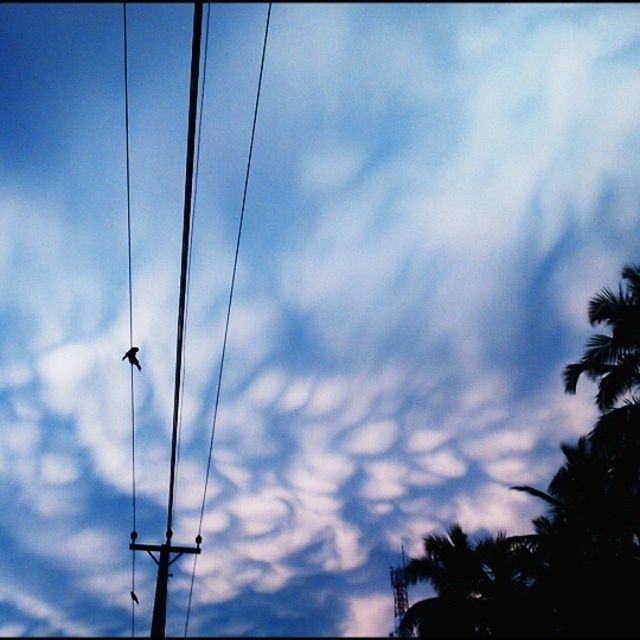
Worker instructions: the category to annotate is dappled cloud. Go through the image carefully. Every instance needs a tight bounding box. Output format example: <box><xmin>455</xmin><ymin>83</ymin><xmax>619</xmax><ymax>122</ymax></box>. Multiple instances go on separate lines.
<box><xmin>0</xmin><ymin>3</ymin><xmax>639</xmax><ymax>636</ymax></box>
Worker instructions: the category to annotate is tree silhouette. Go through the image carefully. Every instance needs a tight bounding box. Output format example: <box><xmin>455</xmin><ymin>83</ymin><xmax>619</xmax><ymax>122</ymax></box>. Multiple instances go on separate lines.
<box><xmin>563</xmin><ymin>263</ymin><xmax>640</xmax><ymax>412</ymax></box>
<box><xmin>401</xmin><ymin>524</ymin><xmax>486</xmax><ymax>637</ymax></box>
<box><xmin>512</xmin><ymin>436</ymin><xmax>640</xmax><ymax>637</ymax></box>
<box><xmin>401</xmin><ymin>526</ymin><xmax>541</xmax><ymax>637</ymax></box>
<box><xmin>398</xmin><ymin>260</ymin><xmax>640</xmax><ymax>638</ymax></box>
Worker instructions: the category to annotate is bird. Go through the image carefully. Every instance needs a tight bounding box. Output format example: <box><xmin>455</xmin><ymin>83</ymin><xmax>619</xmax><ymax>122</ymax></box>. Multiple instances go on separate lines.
<box><xmin>130</xmin><ymin>590</ymin><xmax>139</xmax><ymax>605</ymax></box>
<box><xmin>123</xmin><ymin>346</ymin><xmax>141</xmax><ymax>371</ymax></box>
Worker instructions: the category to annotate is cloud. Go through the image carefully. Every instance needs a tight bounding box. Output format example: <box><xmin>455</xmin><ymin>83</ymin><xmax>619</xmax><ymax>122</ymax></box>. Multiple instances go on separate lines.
<box><xmin>342</xmin><ymin>418</ymin><xmax>398</xmax><ymax>456</ymax></box>
<box><xmin>1</xmin><ymin>3</ymin><xmax>639</xmax><ymax>637</ymax></box>
<box><xmin>228</xmin><ymin>492</ymin><xmax>290</xmax><ymax>537</ymax></box>
<box><xmin>417</xmin><ymin>450</ymin><xmax>467</xmax><ymax>479</ymax></box>
<box><xmin>461</xmin><ymin>429</ymin><xmax>537</xmax><ymax>462</ymax></box>
<box><xmin>0</xmin><ymin>584</ymin><xmax>94</xmax><ymax>637</ymax></box>
<box><xmin>340</xmin><ymin>593</ymin><xmax>393</xmax><ymax>637</ymax></box>
<box><xmin>299</xmin><ymin>144</ymin><xmax>366</xmax><ymax>191</ymax></box>
<box><xmin>278</xmin><ymin>377</ymin><xmax>314</xmax><ymax>413</ymax></box>
<box><xmin>484</xmin><ymin>456</ymin><xmax>542</xmax><ymax>485</ymax></box>
<box><xmin>452</xmin><ymin>482</ymin><xmax>540</xmax><ymax>535</ymax></box>
<box><xmin>0</xmin><ymin>624</ymin><xmax>26</xmax><ymax>638</ymax></box>
<box><xmin>288</xmin><ymin>450</ymin><xmax>355</xmax><ymax>495</ymax></box>
<box><xmin>360</xmin><ymin>460</ymin><xmax>408</xmax><ymax>502</ymax></box>
<box><xmin>406</xmin><ymin>429</ymin><xmax>452</xmax><ymax>454</ymax></box>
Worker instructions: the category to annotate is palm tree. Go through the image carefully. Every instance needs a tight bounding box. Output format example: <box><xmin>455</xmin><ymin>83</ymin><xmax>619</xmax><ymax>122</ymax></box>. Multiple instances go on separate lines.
<box><xmin>472</xmin><ymin>532</ymin><xmax>541</xmax><ymax>637</ymax></box>
<box><xmin>400</xmin><ymin>525</ymin><xmax>541</xmax><ymax>637</ymax></box>
<box><xmin>563</xmin><ymin>263</ymin><xmax>640</xmax><ymax>412</ymax></box>
<box><xmin>401</xmin><ymin>524</ymin><xmax>487</xmax><ymax>637</ymax></box>
<box><xmin>512</xmin><ymin>436</ymin><xmax>640</xmax><ymax>637</ymax></box>
<box><xmin>404</xmin><ymin>524</ymin><xmax>483</xmax><ymax>601</ymax></box>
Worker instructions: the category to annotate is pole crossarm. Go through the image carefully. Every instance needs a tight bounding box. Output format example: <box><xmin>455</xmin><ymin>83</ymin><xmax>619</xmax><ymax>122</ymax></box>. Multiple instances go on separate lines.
<box><xmin>130</xmin><ymin>538</ymin><xmax>201</xmax><ymax>638</ymax></box>
<box><xmin>129</xmin><ymin>543</ymin><xmax>201</xmax><ymax>555</ymax></box>
<box><xmin>130</xmin><ymin>542</ymin><xmax>201</xmax><ymax>568</ymax></box>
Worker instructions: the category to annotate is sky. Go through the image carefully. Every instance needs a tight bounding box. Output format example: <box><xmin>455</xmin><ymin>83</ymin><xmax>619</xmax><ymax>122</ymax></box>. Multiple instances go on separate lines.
<box><xmin>1</xmin><ymin>1</ymin><xmax>640</xmax><ymax>637</ymax></box>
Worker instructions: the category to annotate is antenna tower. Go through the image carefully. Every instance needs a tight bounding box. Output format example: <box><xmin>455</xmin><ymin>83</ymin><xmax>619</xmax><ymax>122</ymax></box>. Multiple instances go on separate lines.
<box><xmin>389</xmin><ymin>545</ymin><xmax>409</xmax><ymax>637</ymax></box>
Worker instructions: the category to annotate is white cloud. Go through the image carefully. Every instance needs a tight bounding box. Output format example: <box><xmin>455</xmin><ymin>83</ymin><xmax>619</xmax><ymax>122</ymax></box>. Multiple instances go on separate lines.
<box><xmin>228</xmin><ymin>492</ymin><xmax>289</xmax><ymax>537</ymax></box>
<box><xmin>40</xmin><ymin>454</ymin><xmax>80</xmax><ymax>486</ymax></box>
<box><xmin>360</xmin><ymin>460</ymin><xmax>408</xmax><ymax>501</ymax></box>
<box><xmin>288</xmin><ymin>450</ymin><xmax>355</xmax><ymax>495</ymax></box>
<box><xmin>0</xmin><ymin>363</ymin><xmax>32</xmax><ymax>390</ymax></box>
<box><xmin>406</xmin><ymin>429</ymin><xmax>451</xmax><ymax>454</ymax></box>
<box><xmin>299</xmin><ymin>144</ymin><xmax>366</xmax><ymax>190</ymax></box>
<box><xmin>1</xmin><ymin>420</ymin><xmax>39</xmax><ymax>456</ymax></box>
<box><xmin>278</xmin><ymin>377</ymin><xmax>314</xmax><ymax>413</ymax></box>
<box><xmin>453</xmin><ymin>482</ymin><xmax>540</xmax><ymax>535</ymax></box>
<box><xmin>461</xmin><ymin>429</ymin><xmax>537</xmax><ymax>462</ymax></box>
<box><xmin>340</xmin><ymin>593</ymin><xmax>393</xmax><ymax>638</ymax></box>
<box><xmin>2</xmin><ymin>3</ymin><xmax>640</xmax><ymax>636</ymax></box>
<box><xmin>484</xmin><ymin>456</ymin><xmax>539</xmax><ymax>485</ymax></box>
<box><xmin>342</xmin><ymin>418</ymin><xmax>398</xmax><ymax>456</ymax></box>
<box><xmin>0</xmin><ymin>623</ymin><xmax>26</xmax><ymax>637</ymax></box>
<box><xmin>0</xmin><ymin>584</ymin><xmax>94</xmax><ymax>637</ymax></box>
<box><xmin>246</xmin><ymin>369</ymin><xmax>287</xmax><ymax>408</ymax></box>
<box><xmin>304</xmin><ymin>376</ymin><xmax>349</xmax><ymax>417</ymax></box>
<box><xmin>416</xmin><ymin>450</ymin><xmax>467</xmax><ymax>479</ymax></box>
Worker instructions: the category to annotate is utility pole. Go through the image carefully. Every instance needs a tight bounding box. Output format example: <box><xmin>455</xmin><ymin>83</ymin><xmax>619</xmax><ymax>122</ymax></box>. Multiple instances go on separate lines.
<box><xmin>129</xmin><ymin>2</ymin><xmax>204</xmax><ymax>637</ymax></box>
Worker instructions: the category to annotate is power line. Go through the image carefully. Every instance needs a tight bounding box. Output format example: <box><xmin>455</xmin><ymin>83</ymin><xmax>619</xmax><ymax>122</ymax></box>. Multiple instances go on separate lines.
<box><xmin>184</xmin><ymin>3</ymin><xmax>272</xmax><ymax>635</ymax></box>
<box><xmin>174</xmin><ymin>0</ymin><xmax>212</xmax><ymax>526</ymax></box>
<box><xmin>122</xmin><ymin>1</ymin><xmax>138</xmax><ymax>637</ymax></box>
<box><xmin>166</xmin><ymin>0</ymin><xmax>204</xmax><ymax>543</ymax></box>
<box><xmin>128</xmin><ymin>5</ymin><xmax>204</xmax><ymax>638</ymax></box>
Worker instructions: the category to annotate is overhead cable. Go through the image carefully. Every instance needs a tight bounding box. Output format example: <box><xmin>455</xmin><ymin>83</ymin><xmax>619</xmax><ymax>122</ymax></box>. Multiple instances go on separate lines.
<box><xmin>174</xmin><ymin>0</ymin><xmax>212</xmax><ymax>525</ymax></box>
<box><xmin>122</xmin><ymin>2</ymin><xmax>138</xmax><ymax>637</ymax></box>
<box><xmin>184</xmin><ymin>3</ymin><xmax>273</xmax><ymax>634</ymax></box>
<box><xmin>167</xmin><ymin>0</ymin><xmax>204</xmax><ymax>541</ymax></box>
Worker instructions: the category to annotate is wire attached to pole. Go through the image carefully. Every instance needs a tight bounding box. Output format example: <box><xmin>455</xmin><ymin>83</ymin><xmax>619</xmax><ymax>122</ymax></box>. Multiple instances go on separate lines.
<box><xmin>174</xmin><ymin>1</ymin><xmax>212</xmax><ymax>527</ymax></box>
<box><xmin>184</xmin><ymin>3</ymin><xmax>272</xmax><ymax>635</ymax></box>
<box><xmin>122</xmin><ymin>2</ymin><xmax>138</xmax><ymax>637</ymax></box>
<box><xmin>167</xmin><ymin>0</ymin><xmax>204</xmax><ymax>545</ymax></box>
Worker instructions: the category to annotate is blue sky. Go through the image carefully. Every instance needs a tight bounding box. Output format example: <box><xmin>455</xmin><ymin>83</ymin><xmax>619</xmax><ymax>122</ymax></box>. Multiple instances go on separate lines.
<box><xmin>1</xmin><ymin>2</ymin><xmax>640</xmax><ymax>636</ymax></box>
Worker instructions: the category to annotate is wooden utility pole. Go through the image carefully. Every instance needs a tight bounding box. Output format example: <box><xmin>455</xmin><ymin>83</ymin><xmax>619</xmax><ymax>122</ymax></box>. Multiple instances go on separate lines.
<box><xmin>129</xmin><ymin>2</ymin><xmax>204</xmax><ymax>637</ymax></box>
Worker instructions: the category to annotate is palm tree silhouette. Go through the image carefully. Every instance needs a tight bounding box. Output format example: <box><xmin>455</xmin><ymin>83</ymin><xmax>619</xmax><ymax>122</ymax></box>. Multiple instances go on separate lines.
<box><xmin>400</xmin><ymin>525</ymin><xmax>541</xmax><ymax>637</ymax></box>
<box><xmin>401</xmin><ymin>524</ymin><xmax>485</xmax><ymax>637</ymax></box>
<box><xmin>563</xmin><ymin>263</ymin><xmax>640</xmax><ymax>412</ymax></box>
<box><xmin>512</xmin><ymin>436</ymin><xmax>640</xmax><ymax>637</ymax></box>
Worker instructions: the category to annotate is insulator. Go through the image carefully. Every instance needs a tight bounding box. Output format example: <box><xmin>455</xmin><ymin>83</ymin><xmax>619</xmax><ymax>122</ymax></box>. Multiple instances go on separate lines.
<box><xmin>195</xmin><ymin>535</ymin><xmax>202</xmax><ymax>545</ymax></box>
<box><xmin>130</xmin><ymin>530</ymin><xmax>138</xmax><ymax>541</ymax></box>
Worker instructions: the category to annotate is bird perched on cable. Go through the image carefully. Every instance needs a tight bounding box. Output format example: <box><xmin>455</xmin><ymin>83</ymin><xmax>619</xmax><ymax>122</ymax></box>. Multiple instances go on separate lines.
<box><xmin>130</xmin><ymin>590</ymin><xmax>139</xmax><ymax>605</ymax></box>
<box><xmin>123</xmin><ymin>346</ymin><xmax>141</xmax><ymax>371</ymax></box>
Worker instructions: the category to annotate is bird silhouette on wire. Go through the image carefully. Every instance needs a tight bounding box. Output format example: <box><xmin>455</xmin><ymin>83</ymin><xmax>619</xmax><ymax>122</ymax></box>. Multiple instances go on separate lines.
<box><xmin>130</xmin><ymin>590</ymin><xmax>139</xmax><ymax>605</ymax></box>
<box><xmin>123</xmin><ymin>346</ymin><xmax>141</xmax><ymax>371</ymax></box>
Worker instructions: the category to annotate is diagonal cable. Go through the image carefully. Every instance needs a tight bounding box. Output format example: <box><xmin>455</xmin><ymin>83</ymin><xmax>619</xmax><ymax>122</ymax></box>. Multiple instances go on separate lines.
<box><xmin>122</xmin><ymin>2</ymin><xmax>137</xmax><ymax>637</ymax></box>
<box><xmin>166</xmin><ymin>0</ymin><xmax>204</xmax><ymax>542</ymax></box>
<box><xmin>174</xmin><ymin>0</ymin><xmax>212</xmax><ymax>526</ymax></box>
<box><xmin>184</xmin><ymin>3</ymin><xmax>272</xmax><ymax>635</ymax></box>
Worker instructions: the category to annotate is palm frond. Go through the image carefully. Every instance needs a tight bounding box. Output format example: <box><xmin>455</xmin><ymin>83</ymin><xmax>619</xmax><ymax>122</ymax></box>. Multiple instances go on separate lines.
<box><xmin>595</xmin><ymin>353</ymin><xmax>640</xmax><ymax>411</ymax></box>
<box><xmin>531</xmin><ymin>515</ymin><xmax>556</xmax><ymax>537</ymax></box>
<box><xmin>589</xmin><ymin>402</ymin><xmax>640</xmax><ymax>451</ymax></box>
<box><xmin>588</xmin><ymin>286</ymin><xmax>628</xmax><ymax>326</ymax></box>
<box><xmin>621</xmin><ymin>263</ymin><xmax>640</xmax><ymax>299</ymax></box>
<box><xmin>403</xmin><ymin>557</ymin><xmax>434</xmax><ymax>585</ymax></box>
<box><xmin>511</xmin><ymin>485</ymin><xmax>562</xmax><ymax>507</ymax></box>
<box><xmin>583</xmin><ymin>333</ymin><xmax>628</xmax><ymax>366</ymax></box>
<box><xmin>563</xmin><ymin>362</ymin><xmax>587</xmax><ymax>394</ymax></box>
<box><xmin>506</xmin><ymin>533</ymin><xmax>540</xmax><ymax>551</ymax></box>
<box><xmin>447</xmin><ymin>523</ymin><xmax>470</xmax><ymax>548</ymax></box>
